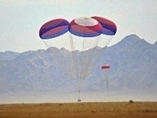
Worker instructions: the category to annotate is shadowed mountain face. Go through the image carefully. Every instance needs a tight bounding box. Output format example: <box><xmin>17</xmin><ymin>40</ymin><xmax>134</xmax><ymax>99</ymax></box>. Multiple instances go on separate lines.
<box><xmin>0</xmin><ymin>34</ymin><xmax>157</xmax><ymax>102</ymax></box>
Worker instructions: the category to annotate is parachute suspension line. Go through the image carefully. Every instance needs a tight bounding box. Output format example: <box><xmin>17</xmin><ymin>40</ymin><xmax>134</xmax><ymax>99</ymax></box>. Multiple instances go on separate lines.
<box><xmin>69</xmin><ymin>33</ymin><xmax>78</xmax><ymax>80</ymax></box>
<box><xmin>81</xmin><ymin>36</ymin><xmax>101</xmax><ymax>81</ymax></box>
<box><xmin>69</xmin><ymin>33</ymin><xmax>81</xmax><ymax>102</ymax></box>
<box><xmin>43</xmin><ymin>40</ymin><xmax>64</xmax><ymax>70</ymax></box>
<box><xmin>100</xmin><ymin>37</ymin><xmax>113</xmax><ymax>102</ymax></box>
<box><xmin>106</xmin><ymin>37</ymin><xmax>113</xmax><ymax>46</ymax></box>
<box><xmin>43</xmin><ymin>41</ymin><xmax>49</xmax><ymax>48</ymax></box>
<box><xmin>104</xmin><ymin>69</ymin><xmax>110</xmax><ymax>101</ymax></box>
<box><xmin>102</xmin><ymin>36</ymin><xmax>114</xmax><ymax>51</ymax></box>
<box><xmin>103</xmin><ymin>69</ymin><xmax>110</xmax><ymax>102</ymax></box>
<box><xmin>79</xmin><ymin>36</ymin><xmax>86</xmax><ymax>81</ymax></box>
<box><xmin>106</xmin><ymin>76</ymin><xmax>110</xmax><ymax>102</ymax></box>
<box><xmin>77</xmin><ymin>36</ymin><xmax>102</xmax><ymax>102</ymax></box>
<box><xmin>76</xmin><ymin>36</ymin><xmax>86</xmax><ymax>102</ymax></box>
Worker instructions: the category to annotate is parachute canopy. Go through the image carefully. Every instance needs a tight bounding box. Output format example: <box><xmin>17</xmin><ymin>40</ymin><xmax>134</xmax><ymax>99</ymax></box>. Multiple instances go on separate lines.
<box><xmin>39</xmin><ymin>16</ymin><xmax>117</xmax><ymax>39</ymax></box>
<box><xmin>69</xmin><ymin>17</ymin><xmax>102</xmax><ymax>37</ymax></box>
<box><xmin>92</xmin><ymin>16</ymin><xmax>117</xmax><ymax>35</ymax></box>
<box><xmin>39</xmin><ymin>19</ymin><xmax>69</xmax><ymax>39</ymax></box>
<box><xmin>102</xmin><ymin>64</ymin><xmax>110</xmax><ymax>69</ymax></box>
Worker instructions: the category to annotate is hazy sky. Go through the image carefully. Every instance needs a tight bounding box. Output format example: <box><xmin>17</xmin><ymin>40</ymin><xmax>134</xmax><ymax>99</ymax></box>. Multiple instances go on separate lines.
<box><xmin>0</xmin><ymin>0</ymin><xmax>157</xmax><ymax>52</ymax></box>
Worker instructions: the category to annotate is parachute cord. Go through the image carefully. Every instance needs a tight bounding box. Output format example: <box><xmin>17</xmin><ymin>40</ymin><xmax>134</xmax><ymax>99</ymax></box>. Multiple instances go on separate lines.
<box><xmin>101</xmin><ymin>66</ymin><xmax>111</xmax><ymax>101</ymax></box>
<box><xmin>99</xmin><ymin>37</ymin><xmax>113</xmax><ymax>102</ymax></box>
<box><xmin>43</xmin><ymin>40</ymin><xmax>66</xmax><ymax>71</ymax></box>
<box><xmin>43</xmin><ymin>41</ymin><xmax>49</xmax><ymax>48</ymax></box>
<box><xmin>77</xmin><ymin>36</ymin><xmax>86</xmax><ymax>101</ymax></box>
<box><xmin>81</xmin><ymin>36</ymin><xmax>101</xmax><ymax>80</ymax></box>
<box><xmin>101</xmin><ymin>37</ymin><xmax>113</xmax><ymax>102</ymax></box>
<box><xmin>76</xmin><ymin>36</ymin><xmax>102</xmax><ymax>102</ymax></box>
<box><xmin>81</xmin><ymin>36</ymin><xmax>113</xmax><ymax>101</ymax></box>
<box><xmin>77</xmin><ymin>80</ymin><xmax>82</xmax><ymax>102</ymax></box>
<box><xmin>106</xmin><ymin>74</ymin><xmax>110</xmax><ymax>102</ymax></box>
<box><xmin>69</xmin><ymin>34</ymin><xmax>81</xmax><ymax>101</ymax></box>
<box><xmin>69</xmin><ymin>33</ymin><xmax>78</xmax><ymax>80</ymax></box>
<box><xmin>101</xmin><ymin>36</ymin><xmax>114</xmax><ymax>52</ymax></box>
<box><xmin>80</xmin><ymin>37</ymin><xmax>86</xmax><ymax>79</ymax></box>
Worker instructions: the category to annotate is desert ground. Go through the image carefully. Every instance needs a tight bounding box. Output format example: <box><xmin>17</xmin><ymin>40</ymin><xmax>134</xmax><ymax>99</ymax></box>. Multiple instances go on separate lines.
<box><xmin>0</xmin><ymin>102</ymin><xmax>157</xmax><ymax>118</ymax></box>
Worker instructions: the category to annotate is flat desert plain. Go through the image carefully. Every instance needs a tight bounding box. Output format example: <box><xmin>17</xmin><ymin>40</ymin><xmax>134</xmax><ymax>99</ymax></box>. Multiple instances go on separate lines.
<box><xmin>0</xmin><ymin>102</ymin><xmax>157</xmax><ymax>118</ymax></box>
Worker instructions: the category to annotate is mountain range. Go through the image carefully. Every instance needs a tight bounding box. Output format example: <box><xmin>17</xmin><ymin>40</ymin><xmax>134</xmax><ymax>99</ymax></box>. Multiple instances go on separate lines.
<box><xmin>0</xmin><ymin>34</ymin><xmax>157</xmax><ymax>103</ymax></box>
